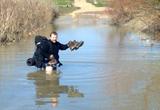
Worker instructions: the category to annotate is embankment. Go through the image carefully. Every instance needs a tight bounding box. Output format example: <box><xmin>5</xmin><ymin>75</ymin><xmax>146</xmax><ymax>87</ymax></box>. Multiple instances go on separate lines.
<box><xmin>108</xmin><ymin>0</ymin><xmax>160</xmax><ymax>40</ymax></box>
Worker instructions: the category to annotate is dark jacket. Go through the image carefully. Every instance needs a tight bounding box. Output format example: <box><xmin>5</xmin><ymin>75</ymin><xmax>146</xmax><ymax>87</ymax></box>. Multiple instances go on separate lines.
<box><xmin>48</xmin><ymin>40</ymin><xmax>69</xmax><ymax>63</ymax></box>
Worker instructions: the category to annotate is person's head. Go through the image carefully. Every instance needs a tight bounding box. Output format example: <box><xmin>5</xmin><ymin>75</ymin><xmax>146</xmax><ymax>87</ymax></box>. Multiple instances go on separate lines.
<box><xmin>50</xmin><ymin>31</ymin><xmax>58</xmax><ymax>43</ymax></box>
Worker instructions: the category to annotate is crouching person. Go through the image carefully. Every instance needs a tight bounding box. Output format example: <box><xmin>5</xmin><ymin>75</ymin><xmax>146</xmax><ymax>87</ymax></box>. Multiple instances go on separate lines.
<box><xmin>27</xmin><ymin>31</ymin><xmax>84</xmax><ymax>72</ymax></box>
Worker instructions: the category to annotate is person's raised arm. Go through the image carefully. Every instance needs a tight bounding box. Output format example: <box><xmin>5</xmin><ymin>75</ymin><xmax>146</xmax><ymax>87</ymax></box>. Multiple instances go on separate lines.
<box><xmin>58</xmin><ymin>42</ymin><xmax>69</xmax><ymax>50</ymax></box>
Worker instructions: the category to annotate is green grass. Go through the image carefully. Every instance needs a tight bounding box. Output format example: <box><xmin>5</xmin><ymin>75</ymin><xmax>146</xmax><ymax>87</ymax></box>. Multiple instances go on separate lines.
<box><xmin>53</xmin><ymin>0</ymin><xmax>74</xmax><ymax>7</ymax></box>
<box><xmin>53</xmin><ymin>0</ymin><xmax>77</xmax><ymax>14</ymax></box>
<box><xmin>58</xmin><ymin>7</ymin><xmax>80</xmax><ymax>15</ymax></box>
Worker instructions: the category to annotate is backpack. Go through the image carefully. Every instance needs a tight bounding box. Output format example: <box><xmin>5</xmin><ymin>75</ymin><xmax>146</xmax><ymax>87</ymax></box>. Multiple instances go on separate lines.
<box><xmin>27</xmin><ymin>35</ymin><xmax>51</xmax><ymax>68</ymax></box>
<box><xmin>35</xmin><ymin>35</ymin><xmax>51</xmax><ymax>55</ymax></box>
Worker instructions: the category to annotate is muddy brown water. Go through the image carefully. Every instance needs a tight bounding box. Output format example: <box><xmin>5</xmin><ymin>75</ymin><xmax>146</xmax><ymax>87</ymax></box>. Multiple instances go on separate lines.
<box><xmin>1</xmin><ymin>15</ymin><xmax>160</xmax><ymax>110</ymax></box>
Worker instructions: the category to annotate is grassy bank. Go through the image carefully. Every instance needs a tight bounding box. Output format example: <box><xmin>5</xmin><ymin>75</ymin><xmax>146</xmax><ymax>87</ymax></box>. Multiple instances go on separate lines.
<box><xmin>108</xmin><ymin>0</ymin><xmax>160</xmax><ymax>40</ymax></box>
<box><xmin>53</xmin><ymin>0</ymin><xmax>78</xmax><ymax>15</ymax></box>
<box><xmin>54</xmin><ymin>0</ymin><xmax>74</xmax><ymax>7</ymax></box>
<box><xmin>0</xmin><ymin>0</ymin><xmax>57</xmax><ymax>46</ymax></box>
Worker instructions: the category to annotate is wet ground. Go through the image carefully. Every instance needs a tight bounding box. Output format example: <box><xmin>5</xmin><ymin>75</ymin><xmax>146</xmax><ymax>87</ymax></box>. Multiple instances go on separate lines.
<box><xmin>1</xmin><ymin>15</ymin><xmax>160</xmax><ymax>110</ymax></box>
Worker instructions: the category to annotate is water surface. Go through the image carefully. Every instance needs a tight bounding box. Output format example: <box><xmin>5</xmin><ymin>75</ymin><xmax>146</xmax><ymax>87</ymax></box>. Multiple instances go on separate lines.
<box><xmin>1</xmin><ymin>15</ymin><xmax>160</xmax><ymax>110</ymax></box>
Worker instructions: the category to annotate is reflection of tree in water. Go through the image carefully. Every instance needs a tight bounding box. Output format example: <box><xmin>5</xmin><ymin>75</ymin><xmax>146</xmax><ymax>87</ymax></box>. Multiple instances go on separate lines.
<box><xmin>27</xmin><ymin>71</ymin><xmax>84</xmax><ymax>107</ymax></box>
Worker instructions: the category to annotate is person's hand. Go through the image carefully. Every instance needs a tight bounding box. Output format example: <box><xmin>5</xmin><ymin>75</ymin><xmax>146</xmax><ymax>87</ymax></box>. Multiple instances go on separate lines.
<box><xmin>67</xmin><ymin>41</ymin><xmax>76</xmax><ymax>51</ymax></box>
<box><xmin>48</xmin><ymin>54</ymin><xmax>57</xmax><ymax>65</ymax></box>
<box><xmin>49</xmin><ymin>54</ymin><xmax>54</xmax><ymax>59</ymax></box>
<box><xmin>58</xmin><ymin>62</ymin><xmax>63</xmax><ymax>67</ymax></box>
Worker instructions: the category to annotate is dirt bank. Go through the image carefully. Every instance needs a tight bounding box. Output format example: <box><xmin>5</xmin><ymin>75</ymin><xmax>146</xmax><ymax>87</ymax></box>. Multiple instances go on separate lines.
<box><xmin>108</xmin><ymin>0</ymin><xmax>160</xmax><ymax>40</ymax></box>
<box><xmin>69</xmin><ymin>0</ymin><xmax>106</xmax><ymax>17</ymax></box>
<box><xmin>124</xmin><ymin>9</ymin><xmax>160</xmax><ymax>40</ymax></box>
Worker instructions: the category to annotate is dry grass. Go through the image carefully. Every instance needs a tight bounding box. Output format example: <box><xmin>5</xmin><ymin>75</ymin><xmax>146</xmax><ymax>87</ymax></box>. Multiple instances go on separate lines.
<box><xmin>0</xmin><ymin>0</ymin><xmax>57</xmax><ymax>45</ymax></box>
<box><xmin>109</xmin><ymin>0</ymin><xmax>146</xmax><ymax>25</ymax></box>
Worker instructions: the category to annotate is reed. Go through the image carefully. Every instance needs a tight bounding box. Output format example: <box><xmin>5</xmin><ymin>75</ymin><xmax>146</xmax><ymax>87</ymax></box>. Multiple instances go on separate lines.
<box><xmin>0</xmin><ymin>0</ymin><xmax>57</xmax><ymax>45</ymax></box>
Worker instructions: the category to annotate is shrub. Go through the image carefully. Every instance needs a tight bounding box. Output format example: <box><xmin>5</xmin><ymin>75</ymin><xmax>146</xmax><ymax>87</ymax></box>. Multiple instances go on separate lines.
<box><xmin>109</xmin><ymin>0</ymin><xmax>145</xmax><ymax>25</ymax></box>
<box><xmin>0</xmin><ymin>0</ymin><xmax>57</xmax><ymax>45</ymax></box>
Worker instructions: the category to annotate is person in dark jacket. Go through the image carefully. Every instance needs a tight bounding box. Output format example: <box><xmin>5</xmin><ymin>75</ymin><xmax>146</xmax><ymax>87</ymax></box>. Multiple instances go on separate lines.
<box><xmin>48</xmin><ymin>31</ymin><xmax>69</xmax><ymax>67</ymax></box>
<box><xmin>27</xmin><ymin>31</ymin><xmax>84</xmax><ymax>69</ymax></box>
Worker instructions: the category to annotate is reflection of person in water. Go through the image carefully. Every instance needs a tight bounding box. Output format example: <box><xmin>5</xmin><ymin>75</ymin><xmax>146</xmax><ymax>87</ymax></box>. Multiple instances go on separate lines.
<box><xmin>27</xmin><ymin>71</ymin><xmax>84</xmax><ymax>107</ymax></box>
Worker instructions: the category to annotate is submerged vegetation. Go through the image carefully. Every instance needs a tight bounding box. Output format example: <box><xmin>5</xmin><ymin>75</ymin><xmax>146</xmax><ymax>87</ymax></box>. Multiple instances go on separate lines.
<box><xmin>0</xmin><ymin>0</ymin><xmax>57</xmax><ymax>45</ymax></box>
<box><xmin>108</xmin><ymin>0</ymin><xmax>160</xmax><ymax>39</ymax></box>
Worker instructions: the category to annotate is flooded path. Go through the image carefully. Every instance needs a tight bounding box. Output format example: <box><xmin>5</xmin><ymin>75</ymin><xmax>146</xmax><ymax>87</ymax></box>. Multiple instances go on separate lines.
<box><xmin>1</xmin><ymin>15</ymin><xmax>160</xmax><ymax>110</ymax></box>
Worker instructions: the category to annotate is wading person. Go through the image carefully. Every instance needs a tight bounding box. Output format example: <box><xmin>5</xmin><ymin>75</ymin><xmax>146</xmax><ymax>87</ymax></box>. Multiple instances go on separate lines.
<box><xmin>48</xmin><ymin>31</ymin><xmax>69</xmax><ymax>67</ymax></box>
<box><xmin>27</xmin><ymin>31</ymin><xmax>84</xmax><ymax>71</ymax></box>
<box><xmin>48</xmin><ymin>31</ymin><xmax>84</xmax><ymax>67</ymax></box>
